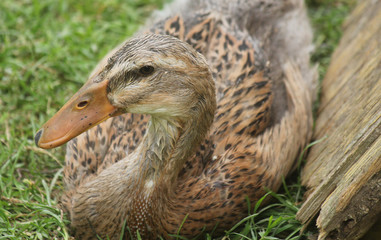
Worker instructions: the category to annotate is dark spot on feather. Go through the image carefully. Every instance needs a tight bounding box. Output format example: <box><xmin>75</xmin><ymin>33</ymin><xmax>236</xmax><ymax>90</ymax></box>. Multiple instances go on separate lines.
<box><xmin>170</xmin><ymin>19</ymin><xmax>180</xmax><ymax>31</ymax></box>
<box><xmin>225</xmin><ymin>35</ymin><xmax>233</xmax><ymax>45</ymax></box>
<box><xmin>204</xmin><ymin>21</ymin><xmax>211</xmax><ymax>30</ymax></box>
<box><xmin>192</xmin><ymin>30</ymin><xmax>203</xmax><ymax>41</ymax></box>
<box><xmin>235</xmin><ymin>53</ymin><xmax>242</xmax><ymax>60</ymax></box>
<box><xmin>222</xmin><ymin>52</ymin><xmax>228</xmax><ymax>62</ymax></box>
<box><xmin>244</xmin><ymin>52</ymin><xmax>253</xmax><ymax>68</ymax></box>
<box><xmin>237</xmin><ymin>128</ymin><xmax>245</xmax><ymax>135</ymax></box>
<box><xmin>96</xmin><ymin>126</ymin><xmax>102</xmax><ymax>135</ymax></box>
<box><xmin>237</xmin><ymin>202</ymin><xmax>245</xmax><ymax>208</ymax></box>
<box><xmin>257</xmin><ymin>173</ymin><xmax>265</xmax><ymax>182</ymax></box>
<box><xmin>233</xmin><ymin>88</ymin><xmax>244</xmax><ymax>97</ymax></box>
<box><xmin>254</xmin><ymin>81</ymin><xmax>268</xmax><ymax>89</ymax></box>
<box><xmin>248</xmin><ymin>118</ymin><xmax>261</xmax><ymax>127</ymax></box>
<box><xmin>216</xmin><ymin>112</ymin><xmax>225</xmax><ymax>121</ymax></box>
<box><xmin>73</xmin><ymin>145</ymin><xmax>78</xmax><ymax>154</ymax></box>
<box><xmin>234</xmin><ymin>109</ymin><xmax>243</xmax><ymax>118</ymax></box>
<box><xmin>239</xmin><ymin>40</ymin><xmax>249</xmax><ymax>51</ymax></box>
<box><xmin>236</xmin><ymin>73</ymin><xmax>246</xmax><ymax>85</ymax></box>
<box><xmin>216</xmin><ymin>63</ymin><xmax>222</xmax><ymax>72</ymax></box>
<box><xmin>248</xmin><ymin>69</ymin><xmax>256</xmax><ymax>76</ymax></box>
<box><xmin>232</xmin><ymin>174</ymin><xmax>241</xmax><ymax>179</ymax></box>
<box><xmin>110</xmin><ymin>134</ymin><xmax>116</xmax><ymax>143</ymax></box>
<box><xmin>253</xmin><ymin>97</ymin><xmax>268</xmax><ymax>108</ymax></box>
<box><xmin>232</xmin><ymin>121</ymin><xmax>240</xmax><ymax>129</ymax></box>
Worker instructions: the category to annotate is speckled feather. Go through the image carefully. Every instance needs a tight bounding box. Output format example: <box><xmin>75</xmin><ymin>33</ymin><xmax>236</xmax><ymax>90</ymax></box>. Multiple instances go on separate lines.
<box><xmin>61</xmin><ymin>1</ymin><xmax>316</xmax><ymax>239</ymax></box>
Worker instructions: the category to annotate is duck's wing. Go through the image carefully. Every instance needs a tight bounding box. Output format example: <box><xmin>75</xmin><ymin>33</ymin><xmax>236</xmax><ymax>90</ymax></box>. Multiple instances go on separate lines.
<box><xmin>165</xmin><ymin>61</ymin><xmax>313</xmax><ymax>238</ymax></box>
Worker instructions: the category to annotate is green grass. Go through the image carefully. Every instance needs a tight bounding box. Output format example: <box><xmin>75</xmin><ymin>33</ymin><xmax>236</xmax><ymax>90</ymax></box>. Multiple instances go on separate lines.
<box><xmin>307</xmin><ymin>0</ymin><xmax>356</xmax><ymax>81</ymax></box>
<box><xmin>0</xmin><ymin>0</ymin><xmax>354</xmax><ymax>239</ymax></box>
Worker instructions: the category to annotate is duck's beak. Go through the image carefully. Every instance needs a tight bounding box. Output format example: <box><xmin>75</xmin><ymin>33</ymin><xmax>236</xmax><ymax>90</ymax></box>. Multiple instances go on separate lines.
<box><xmin>35</xmin><ymin>79</ymin><xmax>120</xmax><ymax>149</ymax></box>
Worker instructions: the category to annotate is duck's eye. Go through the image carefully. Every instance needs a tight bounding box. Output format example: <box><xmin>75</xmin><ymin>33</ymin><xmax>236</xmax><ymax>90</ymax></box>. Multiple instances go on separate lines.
<box><xmin>139</xmin><ymin>66</ymin><xmax>154</xmax><ymax>76</ymax></box>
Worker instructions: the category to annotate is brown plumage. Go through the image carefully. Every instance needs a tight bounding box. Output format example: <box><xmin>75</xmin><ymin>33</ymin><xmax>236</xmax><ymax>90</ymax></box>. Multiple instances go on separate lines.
<box><xmin>35</xmin><ymin>0</ymin><xmax>316</xmax><ymax>239</ymax></box>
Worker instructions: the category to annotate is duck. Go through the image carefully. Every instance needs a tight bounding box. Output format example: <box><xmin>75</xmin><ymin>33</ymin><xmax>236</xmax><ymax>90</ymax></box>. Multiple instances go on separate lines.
<box><xmin>34</xmin><ymin>0</ymin><xmax>316</xmax><ymax>239</ymax></box>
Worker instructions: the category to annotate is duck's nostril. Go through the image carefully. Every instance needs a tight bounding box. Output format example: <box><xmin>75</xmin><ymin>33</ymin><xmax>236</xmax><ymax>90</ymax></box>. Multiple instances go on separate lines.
<box><xmin>35</xmin><ymin>129</ymin><xmax>43</xmax><ymax>146</ymax></box>
<box><xmin>77</xmin><ymin>101</ymin><xmax>89</xmax><ymax>109</ymax></box>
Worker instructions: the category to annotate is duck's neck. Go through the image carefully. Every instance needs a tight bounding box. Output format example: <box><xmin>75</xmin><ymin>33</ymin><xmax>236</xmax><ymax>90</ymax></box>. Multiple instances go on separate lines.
<box><xmin>134</xmin><ymin>110</ymin><xmax>212</xmax><ymax>194</ymax></box>
<box><xmin>136</xmin><ymin>116</ymin><xmax>182</xmax><ymax>189</ymax></box>
<box><xmin>122</xmin><ymin>109</ymin><xmax>212</xmax><ymax>237</ymax></box>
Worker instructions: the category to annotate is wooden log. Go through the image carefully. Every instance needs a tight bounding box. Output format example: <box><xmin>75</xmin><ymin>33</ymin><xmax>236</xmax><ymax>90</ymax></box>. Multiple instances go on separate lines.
<box><xmin>296</xmin><ymin>0</ymin><xmax>381</xmax><ymax>239</ymax></box>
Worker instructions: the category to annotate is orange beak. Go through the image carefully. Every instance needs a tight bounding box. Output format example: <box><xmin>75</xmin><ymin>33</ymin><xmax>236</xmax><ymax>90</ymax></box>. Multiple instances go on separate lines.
<box><xmin>35</xmin><ymin>79</ymin><xmax>120</xmax><ymax>149</ymax></box>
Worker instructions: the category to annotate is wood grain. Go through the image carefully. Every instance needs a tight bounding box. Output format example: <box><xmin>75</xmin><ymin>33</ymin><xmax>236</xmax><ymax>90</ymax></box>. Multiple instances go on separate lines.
<box><xmin>296</xmin><ymin>0</ymin><xmax>381</xmax><ymax>239</ymax></box>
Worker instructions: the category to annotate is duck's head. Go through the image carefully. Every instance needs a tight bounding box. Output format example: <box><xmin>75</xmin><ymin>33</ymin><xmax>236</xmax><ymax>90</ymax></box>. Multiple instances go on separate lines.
<box><xmin>35</xmin><ymin>34</ymin><xmax>215</xmax><ymax>149</ymax></box>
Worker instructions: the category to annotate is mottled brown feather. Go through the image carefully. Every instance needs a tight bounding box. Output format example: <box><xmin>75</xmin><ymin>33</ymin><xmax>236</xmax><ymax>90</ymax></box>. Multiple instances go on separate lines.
<box><xmin>61</xmin><ymin>1</ymin><xmax>316</xmax><ymax>239</ymax></box>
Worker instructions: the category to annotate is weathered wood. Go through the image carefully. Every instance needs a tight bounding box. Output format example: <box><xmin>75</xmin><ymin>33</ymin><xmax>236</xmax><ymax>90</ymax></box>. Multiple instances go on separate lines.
<box><xmin>296</xmin><ymin>0</ymin><xmax>381</xmax><ymax>239</ymax></box>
